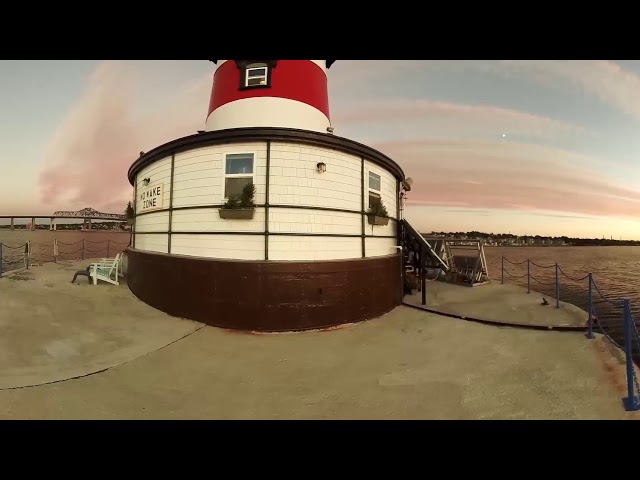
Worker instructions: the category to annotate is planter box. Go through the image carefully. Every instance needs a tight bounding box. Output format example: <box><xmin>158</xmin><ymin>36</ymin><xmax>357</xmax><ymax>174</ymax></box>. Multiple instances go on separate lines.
<box><xmin>218</xmin><ymin>208</ymin><xmax>255</xmax><ymax>220</ymax></box>
<box><xmin>367</xmin><ymin>215</ymin><xmax>389</xmax><ymax>226</ymax></box>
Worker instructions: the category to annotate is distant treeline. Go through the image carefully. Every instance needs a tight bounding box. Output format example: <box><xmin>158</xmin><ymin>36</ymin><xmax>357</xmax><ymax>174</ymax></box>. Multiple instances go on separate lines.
<box><xmin>429</xmin><ymin>231</ymin><xmax>640</xmax><ymax>246</ymax></box>
<box><xmin>568</xmin><ymin>239</ymin><xmax>640</xmax><ymax>246</ymax></box>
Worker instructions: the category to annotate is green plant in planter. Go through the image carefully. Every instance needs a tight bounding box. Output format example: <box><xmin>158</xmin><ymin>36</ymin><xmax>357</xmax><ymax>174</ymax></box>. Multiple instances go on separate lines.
<box><xmin>367</xmin><ymin>199</ymin><xmax>390</xmax><ymax>226</ymax></box>
<box><xmin>125</xmin><ymin>201</ymin><xmax>134</xmax><ymax>225</ymax></box>
<box><xmin>222</xmin><ymin>194</ymin><xmax>241</xmax><ymax>209</ymax></box>
<box><xmin>221</xmin><ymin>182</ymin><xmax>256</xmax><ymax>210</ymax></box>
<box><xmin>125</xmin><ymin>201</ymin><xmax>134</xmax><ymax>218</ymax></box>
<box><xmin>239</xmin><ymin>182</ymin><xmax>256</xmax><ymax>209</ymax></box>
<box><xmin>219</xmin><ymin>182</ymin><xmax>256</xmax><ymax>219</ymax></box>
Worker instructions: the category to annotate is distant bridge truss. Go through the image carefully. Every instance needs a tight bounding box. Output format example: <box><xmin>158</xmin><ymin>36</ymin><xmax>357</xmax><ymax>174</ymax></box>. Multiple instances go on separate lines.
<box><xmin>52</xmin><ymin>207</ymin><xmax>126</xmax><ymax>221</ymax></box>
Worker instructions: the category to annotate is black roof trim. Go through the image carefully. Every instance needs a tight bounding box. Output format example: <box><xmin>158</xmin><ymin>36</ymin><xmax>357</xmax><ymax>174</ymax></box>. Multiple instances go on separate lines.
<box><xmin>210</xmin><ymin>60</ymin><xmax>336</xmax><ymax>68</ymax></box>
<box><xmin>128</xmin><ymin>127</ymin><xmax>404</xmax><ymax>185</ymax></box>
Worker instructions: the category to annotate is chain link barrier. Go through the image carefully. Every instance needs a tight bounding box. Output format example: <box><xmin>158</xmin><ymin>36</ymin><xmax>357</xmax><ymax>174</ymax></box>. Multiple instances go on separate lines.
<box><xmin>1</xmin><ymin>239</ymin><xmax>129</xmax><ymax>275</ymax></box>
<box><xmin>502</xmin><ymin>255</ymin><xmax>640</xmax><ymax>410</ymax></box>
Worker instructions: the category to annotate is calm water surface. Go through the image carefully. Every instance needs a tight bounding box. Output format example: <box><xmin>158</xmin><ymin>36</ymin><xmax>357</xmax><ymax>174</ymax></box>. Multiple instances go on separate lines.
<box><xmin>0</xmin><ymin>230</ymin><xmax>130</xmax><ymax>272</ymax></box>
<box><xmin>485</xmin><ymin>246</ymin><xmax>640</xmax><ymax>365</ymax></box>
<box><xmin>485</xmin><ymin>246</ymin><xmax>640</xmax><ymax>300</ymax></box>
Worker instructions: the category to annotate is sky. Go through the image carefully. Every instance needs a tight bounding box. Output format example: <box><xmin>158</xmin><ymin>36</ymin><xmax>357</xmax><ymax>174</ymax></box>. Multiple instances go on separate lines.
<box><xmin>1</xmin><ymin>60</ymin><xmax>640</xmax><ymax>239</ymax></box>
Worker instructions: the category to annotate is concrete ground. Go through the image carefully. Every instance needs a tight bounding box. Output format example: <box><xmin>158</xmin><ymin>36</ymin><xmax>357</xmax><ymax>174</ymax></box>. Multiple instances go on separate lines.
<box><xmin>0</xmin><ymin>260</ymin><xmax>637</xmax><ymax>419</ymax></box>
<box><xmin>403</xmin><ymin>281</ymin><xmax>586</xmax><ymax>328</ymax></box>
<box><xmin>0</xmin><ymin>259</ymin><xmax>201</xmax><ymax>389</ymax></box>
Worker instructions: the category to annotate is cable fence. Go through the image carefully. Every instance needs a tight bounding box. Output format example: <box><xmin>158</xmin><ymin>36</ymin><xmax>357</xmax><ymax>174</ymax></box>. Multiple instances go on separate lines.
<box><xmin>0</xmin><ymin>239</ymin><xmax>130</xmax><ymax>277</ymax></box>
<box><xmin>501</xmin><ymin>256</ymin><xmax>640</xmax><ymax>411</ymax></box>
<box><xmin>0</xmin><ymin>242</ymin><xmax>29</xmax><ymax>275</ymax></box>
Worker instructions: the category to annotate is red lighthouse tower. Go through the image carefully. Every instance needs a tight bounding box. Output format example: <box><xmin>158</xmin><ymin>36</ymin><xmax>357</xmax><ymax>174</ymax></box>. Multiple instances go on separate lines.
<box><xmin>206</xmin><ymin>60</ymin><xmax>336</xmax><ymax>133</ymax></box>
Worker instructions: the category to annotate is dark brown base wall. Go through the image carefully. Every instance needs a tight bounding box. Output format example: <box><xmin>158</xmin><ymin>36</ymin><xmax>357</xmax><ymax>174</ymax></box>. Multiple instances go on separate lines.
<box><xmin>127</xmin><ymin>249</ymin><xmax>403</xmax><ymax>332</ymax></box>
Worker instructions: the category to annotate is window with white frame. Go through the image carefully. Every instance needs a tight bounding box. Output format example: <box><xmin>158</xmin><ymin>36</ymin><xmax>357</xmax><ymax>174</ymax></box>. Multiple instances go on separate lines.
<box><xmin>368</xmin><ymin>171</ymin><xmax>382</xmax><ymax>209</ymax></box>
<box><xmin>245</xmin><ymin>63</ymin><xmax>268</xmax><ymax>87</ymax></box>
<box><xmin>224</xmin><ymin>153</ymin><xmax>254</xmax><ymax>199</ymax></box>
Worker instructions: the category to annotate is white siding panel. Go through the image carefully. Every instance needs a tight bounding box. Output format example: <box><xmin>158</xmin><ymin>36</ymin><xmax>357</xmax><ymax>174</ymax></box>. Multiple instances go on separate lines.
<box><xmin>269</xmin><ymin>208</ymin><xmax>360</xmax><ymax>235</ymax></box>
<box><xmin>365</xmin><ymin>238</ymin><xmax>398</xmax><ymax>258</ymax></box>
<box><xmin>135</xmin><ymin>234</ymin><xmax>168</xmax><ymax>254</ymax></box>
<box><xmin>269</xmin><ymin>143</ymin><xmax>362</xmax><ymax>211</ymax></box>
<box><xmin>135</xmin><ymin>211</ymin><xmax>169</xmax><ymax>233</ymax></box>
<box><xmin>269</xmin><ymin>236</ymin><xmax>360</xmax><ymax>261</ymax></box>
<box><xmin>172</xmin><ymin>208</ymin><xmax>266</xmax><ymax>232</ymax></box>
<box><xmin>171</xmin><ymin>234</ymin><xmax>264</xmax><ymax>260</ymax></box>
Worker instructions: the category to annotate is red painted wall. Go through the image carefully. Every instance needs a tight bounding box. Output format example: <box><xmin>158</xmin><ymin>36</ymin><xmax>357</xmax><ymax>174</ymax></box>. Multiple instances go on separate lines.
<box><xmin>207</xmin><ymin>60</ymin><xmax>330</xmax><ymax>119</ymax></box>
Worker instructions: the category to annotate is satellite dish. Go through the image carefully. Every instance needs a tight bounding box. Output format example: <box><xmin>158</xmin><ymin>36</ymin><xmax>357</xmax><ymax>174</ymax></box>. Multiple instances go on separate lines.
<box><xmin>402</xmin><ymin>177</ymin><xmax>414</xmax><ymax>191</ymax></box>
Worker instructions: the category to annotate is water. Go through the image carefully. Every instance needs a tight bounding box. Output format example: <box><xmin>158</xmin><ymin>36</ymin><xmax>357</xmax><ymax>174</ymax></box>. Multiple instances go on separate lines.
<box><xmin>484</xmin><ymin>246</ymin><xmax>640</xmax><ymax>366</ymax></box>
<box><xmin>0</xmin><ymin>230</ymin><xmax>130</xmax><ymax>273</ymax></box>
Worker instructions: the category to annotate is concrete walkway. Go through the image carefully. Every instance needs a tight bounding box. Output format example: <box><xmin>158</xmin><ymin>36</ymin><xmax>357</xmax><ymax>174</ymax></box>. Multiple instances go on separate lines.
<box><xmin>0</xmin><ymin>307</ymin><xmax>634</xmax><ymax>419</ymax></box>
<box><xmin>0</xmin><ymin>260</ymin><xmax>201</xmax><ymax>389</ymax></box>
<box><xmin>403</xmin><ymin>281</ymin><xmax>587</xmax><ymax>329</ymax></box>
<box><xmin>0</xmin><ymin>260</ymin><xmax>636</xmax><ymax>419</ymax></box>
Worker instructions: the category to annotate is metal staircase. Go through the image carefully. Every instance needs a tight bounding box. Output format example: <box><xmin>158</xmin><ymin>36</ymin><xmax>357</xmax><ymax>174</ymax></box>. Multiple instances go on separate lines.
<box><xmin>399</xmin><ymin>220</ymin><xmax>490</xmax><ymax>303</ymax></box>
<box><xmin>400</xmin><ymin>220</ymin><xmax>449</xmax><ymax>271</ymax></box>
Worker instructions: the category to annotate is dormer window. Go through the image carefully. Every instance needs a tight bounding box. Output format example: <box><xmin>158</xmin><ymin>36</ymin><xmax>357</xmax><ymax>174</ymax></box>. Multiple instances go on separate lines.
<box><xmin>245</xmin><ymin>63</ymin><xmax>268</xmax><ymax>87</ymax></box>
<box><xmin>236</xmin><ymin>60</ymin><xmax>277</xmax><ymax>90</ymax></box>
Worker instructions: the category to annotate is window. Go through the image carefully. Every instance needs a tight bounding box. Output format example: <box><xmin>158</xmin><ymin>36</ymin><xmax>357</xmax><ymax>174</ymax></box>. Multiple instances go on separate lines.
<box><xmin>245</xmin><ymin>63</ymin><xmax>268</xmax><ymax>87</ymax></box>
<box><xmin>368</xmin><ymin>171</ymin><xmax>382</xmax><ymax>209</ymax></box>
<box><xmin>224</xmin><ymin>153</ymin><xmax>254</xmax><ymax>199</ymax></box>
<box><xmin>236</xmin><ymin>60</ymin><xmax>277</xmax><ymax>89</ymax></box>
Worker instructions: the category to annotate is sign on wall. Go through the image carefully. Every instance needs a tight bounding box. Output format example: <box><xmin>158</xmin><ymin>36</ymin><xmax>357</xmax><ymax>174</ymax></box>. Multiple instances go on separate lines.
<box><xmin>138</xmin><ymin>182</ymin><xmax>165</xmax><ymax>213</ymax></box>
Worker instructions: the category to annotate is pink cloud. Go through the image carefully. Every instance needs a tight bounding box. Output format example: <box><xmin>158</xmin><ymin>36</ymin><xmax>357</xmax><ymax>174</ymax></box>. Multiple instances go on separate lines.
<box><xmin>499</xmin><ymin>61</ymin><xmax>640</xmax><ymax>120</ymax></box>
<box><xmin>37</xmin><ymin>61</ymin><xmax>213</xmax><ymax>214</ymax></box>
<box><xmin>425</xmin><ymin>60</ymin><xmax>640</xmax><ymax>121</ymax></box>
<box><xmin>376</xmin><ymin>139</ymin><xmax>640</xmax><ymax>219</ymax></box>
<box><xmin>334</xmin><ymin>99</ymin><xmax>588</xmax><ymax>140</ymax></box>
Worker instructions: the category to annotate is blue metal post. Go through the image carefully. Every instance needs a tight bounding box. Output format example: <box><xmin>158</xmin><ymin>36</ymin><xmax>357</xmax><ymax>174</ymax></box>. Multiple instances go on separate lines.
<box><xmin>527</xmin><ymin>259</ymin><xmax>531</xmax><ymax>294</ymax></box>
<box><xmin>421</xmin><ymin>246</ymin><xmax>426</xmax><ymax>306</ymax></box>
<box><xmin>586</xmin><ymin>273</ymin><xmax>595</xmax><ymax>339</ymax></box>
<box><xmin>622</xmin><ymin>299</ymin><xmax>640</xmax><ymax>411</ymax></box>
<box><xmin>501</xmin><ymin>256</ymin><xmax>504</xmax><ymax>284</ymax></box>
<box><xmin>555</xmin><ymin>263</ymin><xmax>560</xmax><ymax>308</ymax></box>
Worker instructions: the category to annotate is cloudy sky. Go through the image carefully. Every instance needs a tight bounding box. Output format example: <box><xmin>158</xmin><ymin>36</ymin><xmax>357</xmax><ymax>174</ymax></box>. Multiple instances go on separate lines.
<box><xmin>1</xmin><ymin>60</ymin><xmax>639</xmax><ymax>238</ymax></box>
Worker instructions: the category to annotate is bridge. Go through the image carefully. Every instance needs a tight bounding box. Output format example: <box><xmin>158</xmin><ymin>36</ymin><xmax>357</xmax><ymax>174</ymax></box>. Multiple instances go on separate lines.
<box><xmin>0</xmin><ymin>207</ymin><xmax>127</xmax><ymax>231</ymax></box>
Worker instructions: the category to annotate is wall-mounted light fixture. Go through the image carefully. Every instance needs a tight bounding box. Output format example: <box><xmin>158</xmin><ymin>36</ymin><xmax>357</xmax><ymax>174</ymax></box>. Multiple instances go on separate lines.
<box><xmin>316</xmin><ymin>162</ymin><xmax>326</xmax><ymax>174</ymax></box>
<box><xmin>402</xmin><ymin>177</ymin><xmax>414</xmax><ymax>191</ymax></box>
<box><xmin>399</xmin><ymin>177</ymin><xmax>413</xmax><ymax>213</ymax></box>
<box><xmin>142</xmin><ymin>177</ymin><xmax>151</xmax><ymax>186</ymax></box>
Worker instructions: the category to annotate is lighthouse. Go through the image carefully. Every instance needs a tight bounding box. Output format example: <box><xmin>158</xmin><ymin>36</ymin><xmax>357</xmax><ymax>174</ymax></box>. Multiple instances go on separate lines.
<box><xmin>127</xmin><ymin>60</ymin><xmax>408</xmax><ymax>332</ymax></box>
<box><xmin>205</xmin><ymin>60</ymin><xmax>335</xmax><ymax>133</ymax></box>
